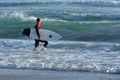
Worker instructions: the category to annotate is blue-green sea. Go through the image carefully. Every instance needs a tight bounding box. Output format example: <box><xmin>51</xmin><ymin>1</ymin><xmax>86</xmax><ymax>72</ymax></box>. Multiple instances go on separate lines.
<box><xmin>0</xmin><ymin>0</ymin><xmax>120</xmax><ymax>77</ymax></box>
<box><xmin>0</xmin><ymin>0</ymin><xmax>120</xmax><ymax>41</ymax></box>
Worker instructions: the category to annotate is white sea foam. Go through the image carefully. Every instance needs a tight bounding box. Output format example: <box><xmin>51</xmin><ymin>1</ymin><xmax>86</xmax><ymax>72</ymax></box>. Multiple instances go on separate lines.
<box><xmin>0</xmin><ymin>12</ymin><xmax>36</xmax><ymax>21</ymax></box>
<box><xmin>0</xmin><ymin>12</ymin><xmax>67</xmax><ymax>22</ymax></box>
<box><xmin>42</xmin><ymin>18</ymin><xmax>67</xmax><ymax>22</ymax></box>
<box><xmin>0</xmin><ymin>0</ymin><xmax>120</xmax><ymax>3</ymax></box>
<box><xmin>0</xmin><ymin>39</ymin><xmax>120</xmax><ymax>74</ymax></box>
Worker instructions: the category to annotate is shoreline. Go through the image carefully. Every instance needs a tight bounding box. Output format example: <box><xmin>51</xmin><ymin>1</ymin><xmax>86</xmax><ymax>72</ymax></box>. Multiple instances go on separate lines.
<box><xmin>0</xmin><ymin>69</ymin><xmax>120</xmax><ymax>80</ymax></box>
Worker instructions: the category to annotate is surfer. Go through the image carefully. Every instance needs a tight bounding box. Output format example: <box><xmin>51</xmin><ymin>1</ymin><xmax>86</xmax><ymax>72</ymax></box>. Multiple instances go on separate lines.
<box><xmin>34</xmin><ymin>18</ymin><xmax>48</xmax><ymax>50</ymax></box>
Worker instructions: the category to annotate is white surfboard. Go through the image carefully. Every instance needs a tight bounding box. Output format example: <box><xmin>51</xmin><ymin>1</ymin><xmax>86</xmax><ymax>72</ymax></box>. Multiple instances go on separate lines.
<box><xmin>22</xmin><ymin>28</ymin><xmax>62</xmax><ymax>40</ymax></box>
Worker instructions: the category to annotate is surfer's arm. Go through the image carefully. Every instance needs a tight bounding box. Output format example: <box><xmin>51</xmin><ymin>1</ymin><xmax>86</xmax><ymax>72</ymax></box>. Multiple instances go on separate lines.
<box><xmin>35</xmin><ymin>27</ymin><xmax>40</xmax><ymax>39</ymax></box>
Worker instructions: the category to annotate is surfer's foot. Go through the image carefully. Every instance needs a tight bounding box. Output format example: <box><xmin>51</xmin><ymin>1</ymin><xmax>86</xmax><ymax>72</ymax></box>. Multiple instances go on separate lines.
<box><xmin>41</xmin><ymin>46</ymin><xmax>46</xmax><ymax>52</ymax></box>
<box><xmin>34</xmin><ymin>47</ymin><xmax>38</xmax><ymax>51</ymax></box>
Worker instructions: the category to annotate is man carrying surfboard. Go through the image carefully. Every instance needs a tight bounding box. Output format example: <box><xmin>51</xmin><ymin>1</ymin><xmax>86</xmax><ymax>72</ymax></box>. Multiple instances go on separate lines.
<box><xmin>34</xmin><ymin>18</ymin><xmax>48</xmax><ymax>50</ymax></box>
<box><xmin>22</xmin><ymin>18</ymin><xmax>62</xmax><ymax>51</ymax></box>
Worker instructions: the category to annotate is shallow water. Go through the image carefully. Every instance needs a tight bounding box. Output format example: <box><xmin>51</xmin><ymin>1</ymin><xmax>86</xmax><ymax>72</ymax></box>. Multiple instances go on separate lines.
<box><xmin>0</xmin><ymin>0</ymin><xmax>120</xmax><ymax>75</ymax></box>
<box><xmin>0</xmin><ymin>39</ymin><xmax>120</xmax><ymax>74</ymax></box>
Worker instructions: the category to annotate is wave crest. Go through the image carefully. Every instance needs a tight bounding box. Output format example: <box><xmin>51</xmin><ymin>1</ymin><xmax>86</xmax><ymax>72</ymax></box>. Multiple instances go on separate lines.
<box><xmin>0</xmin><ymin>0</ymin><xmax>120</xmax><ymax>7</ymax></box>
<box><xmin>0</xmin><ymin>12</ymin><xmax>36</xmax><ymax>21</ymax></box>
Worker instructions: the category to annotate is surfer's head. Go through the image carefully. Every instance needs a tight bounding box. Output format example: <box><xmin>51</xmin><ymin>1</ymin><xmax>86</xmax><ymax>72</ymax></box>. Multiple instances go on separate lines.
<box><xmin>36</xmin><ymin>17</ymin><xmax>41</xmax><ymax>23</ymax></box>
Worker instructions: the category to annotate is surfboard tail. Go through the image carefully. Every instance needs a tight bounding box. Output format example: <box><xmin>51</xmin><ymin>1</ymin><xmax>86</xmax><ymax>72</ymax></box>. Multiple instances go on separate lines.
<box><xmin>21</xmin><ymin>28</ymin><xmax>30</xmax><ymax>37</ymax></box>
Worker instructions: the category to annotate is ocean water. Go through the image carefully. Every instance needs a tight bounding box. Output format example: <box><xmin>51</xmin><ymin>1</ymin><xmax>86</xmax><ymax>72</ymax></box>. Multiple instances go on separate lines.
<box><xmin>0</xmin><ymin>0</ymin><xmax>120</xmax><ymax>74</ymax></box>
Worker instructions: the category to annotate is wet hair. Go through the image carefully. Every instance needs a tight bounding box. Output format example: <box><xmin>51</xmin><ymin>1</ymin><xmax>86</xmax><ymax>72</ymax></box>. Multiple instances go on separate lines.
<box><xmin>36</xmin><ymin>18</ymin><xmax>41</xmax><ymax>22</ymax></box>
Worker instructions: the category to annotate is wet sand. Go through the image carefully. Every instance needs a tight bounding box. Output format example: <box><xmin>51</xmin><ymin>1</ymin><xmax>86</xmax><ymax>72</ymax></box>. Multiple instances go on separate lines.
<box><xmin>0</xmin><ymin>69</ymin><xmax>120</xmax><ymax>80</ymax></box>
